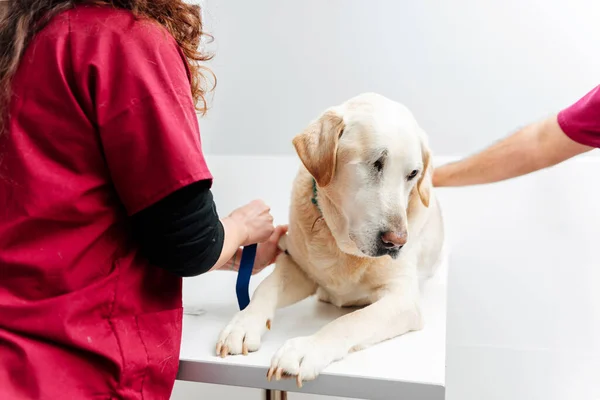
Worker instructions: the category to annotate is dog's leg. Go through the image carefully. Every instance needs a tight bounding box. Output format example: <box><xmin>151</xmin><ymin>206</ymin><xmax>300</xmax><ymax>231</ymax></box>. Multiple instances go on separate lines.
<box><xmin>269</xmin><ymin>271</ymin><xmax>422</xmax><ymax>387</ymax></box>
<box><xmin>216</xmin><ymin>252</ymin><xmax>317</xmax><ymax>357</ymax></box>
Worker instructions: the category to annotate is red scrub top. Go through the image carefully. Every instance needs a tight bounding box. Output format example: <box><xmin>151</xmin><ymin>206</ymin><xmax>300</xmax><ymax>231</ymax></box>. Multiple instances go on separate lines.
<box><xmin>558</xmin><ymin>84</ymin><xmax>600</xmax><ymax>148</ymax></box>
<box><xmin>0</xmin><ymin>5</ymin><xmax>212</xmax><ymax>400</ymax></box>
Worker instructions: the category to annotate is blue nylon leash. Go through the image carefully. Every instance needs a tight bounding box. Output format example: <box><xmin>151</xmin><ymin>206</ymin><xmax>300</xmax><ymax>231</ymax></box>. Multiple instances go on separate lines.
<box><xmin>236</xmin><ymin>244</ymin><xmax>257</xmax><ymax>310</ymax></box>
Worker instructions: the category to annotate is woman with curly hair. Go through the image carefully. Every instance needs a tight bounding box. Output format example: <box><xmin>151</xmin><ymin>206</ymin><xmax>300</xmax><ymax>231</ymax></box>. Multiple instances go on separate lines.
<box><xmin>0</xmin><ymin>1</ymin><xmax>287</xmax><ymax>398</ymax></box>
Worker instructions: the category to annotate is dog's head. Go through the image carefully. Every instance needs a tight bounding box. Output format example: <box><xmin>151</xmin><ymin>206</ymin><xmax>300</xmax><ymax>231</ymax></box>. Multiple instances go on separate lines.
<box><xmin>292</xmin><ymin>93</ymin><xmax>432</xmax><ymax>259</ymax></box>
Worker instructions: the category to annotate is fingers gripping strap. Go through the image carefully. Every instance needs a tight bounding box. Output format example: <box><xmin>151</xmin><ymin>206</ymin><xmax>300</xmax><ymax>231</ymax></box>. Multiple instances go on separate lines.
<box><xmin>236</xmin><ymin>244</ymin><xmax>257</xmax><ymax>310</ymax></box>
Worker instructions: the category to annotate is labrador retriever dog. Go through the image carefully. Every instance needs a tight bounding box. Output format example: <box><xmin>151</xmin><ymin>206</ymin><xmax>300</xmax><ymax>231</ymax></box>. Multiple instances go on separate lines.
<box><xmin>216</xmin><ymin>92</ymin><xmax>445</xmax><ymax>387</ymax></box>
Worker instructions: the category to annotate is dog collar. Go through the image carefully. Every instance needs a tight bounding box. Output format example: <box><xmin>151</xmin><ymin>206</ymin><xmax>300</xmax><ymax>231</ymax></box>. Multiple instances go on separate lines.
<box><xmin>311</xmin><ymin>178</ymin><xmax>322</xmax><ymax>214</ymax></box>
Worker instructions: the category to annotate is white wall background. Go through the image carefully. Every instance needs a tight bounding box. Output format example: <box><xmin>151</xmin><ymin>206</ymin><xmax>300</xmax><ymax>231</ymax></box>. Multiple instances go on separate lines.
<box><xmin>174</xmin><ymin>1</ymin><xmax>600</xmax><ymax>399</ymax></box>
<box><xmin>197</xmin><ymin>0</ymin><xmax>600</xmax><ymax>157</ymax></box>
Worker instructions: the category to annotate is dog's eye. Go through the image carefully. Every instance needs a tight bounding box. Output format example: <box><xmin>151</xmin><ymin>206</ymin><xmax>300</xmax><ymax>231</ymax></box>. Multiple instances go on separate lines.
<box><xmin>407</xmin><ymin>169</ymin><xmax>419</xmax><ymax>181</ymax></box>
<box><xmin>373</xmin><ymin>158</ymin><xmax>384</xmax><ymax>173</ymax></box>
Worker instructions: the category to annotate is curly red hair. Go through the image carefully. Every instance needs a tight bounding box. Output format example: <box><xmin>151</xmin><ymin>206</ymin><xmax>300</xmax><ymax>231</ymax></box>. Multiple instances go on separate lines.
<box><xmin>0</xmin><ymin>0</ymin><xmax>215</xmax><ymax>135</ymax></box>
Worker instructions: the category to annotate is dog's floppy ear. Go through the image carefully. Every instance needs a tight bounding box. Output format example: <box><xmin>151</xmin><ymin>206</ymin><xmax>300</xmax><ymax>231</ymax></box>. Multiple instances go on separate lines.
<box><xmin>292</xmin><ymin>110</ymin><xmax>345</xmax><ymax>187</ymax></box>
<box><xmin>417</xmin><ymin>140</ymin><xmax>432</xmax><ymax>208</ymax></box>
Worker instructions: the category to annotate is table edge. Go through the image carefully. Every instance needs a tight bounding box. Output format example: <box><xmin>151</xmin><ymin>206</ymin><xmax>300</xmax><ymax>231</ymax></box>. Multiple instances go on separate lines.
<box><xmin>176</xmin><ymin>359</ymin><xmax>445</xmax><ymax>400</ymax></box>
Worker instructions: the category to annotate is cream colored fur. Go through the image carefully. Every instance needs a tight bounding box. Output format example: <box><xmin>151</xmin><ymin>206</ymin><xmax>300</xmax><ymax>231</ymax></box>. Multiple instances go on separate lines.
<box><xmin>216</xmin><ymin>93</ymin><xmax>445</xmax><ymax>387</ymax></box>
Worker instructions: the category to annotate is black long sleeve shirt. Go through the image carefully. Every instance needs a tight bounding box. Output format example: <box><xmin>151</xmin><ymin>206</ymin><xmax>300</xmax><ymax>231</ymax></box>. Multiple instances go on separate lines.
<box><xmin>131</xmin><ymin>180</ymin><xmax>225</xmax><ymax>277</ymax></box>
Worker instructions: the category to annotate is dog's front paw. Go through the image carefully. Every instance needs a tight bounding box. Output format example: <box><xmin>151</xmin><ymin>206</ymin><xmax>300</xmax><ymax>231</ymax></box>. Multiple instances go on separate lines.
<box><xmin>216</xmin><ymin>309</ymin><xmax>271</xmax><ymax>357</ymax></box>
<box><xmin>267</xmin><ymin>336</ymin><xmax>340</xmax><ymax>387</ymax></box>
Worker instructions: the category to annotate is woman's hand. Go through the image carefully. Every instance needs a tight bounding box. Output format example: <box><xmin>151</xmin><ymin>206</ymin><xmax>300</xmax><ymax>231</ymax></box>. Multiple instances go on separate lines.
<box><xmin>220</xmin><ymin>225</ymin><xmax>288</xmax><ymax>274</ymax></box>
<box><xmin>227</xmin><ymin>199</ymin><xmax>275</xmax><ymax>245</ymax></box>
<box><xmin>253</xmin><ymin>225</ymin><xmax>288</xmax><ymax>274</ymax></box>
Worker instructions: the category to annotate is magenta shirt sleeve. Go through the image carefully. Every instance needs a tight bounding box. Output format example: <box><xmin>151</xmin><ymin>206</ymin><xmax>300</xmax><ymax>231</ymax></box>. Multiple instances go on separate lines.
<box><xmin>557</xmin><ymin>85</ymin><xmax>600</xmax><ymax>148</ymax></box>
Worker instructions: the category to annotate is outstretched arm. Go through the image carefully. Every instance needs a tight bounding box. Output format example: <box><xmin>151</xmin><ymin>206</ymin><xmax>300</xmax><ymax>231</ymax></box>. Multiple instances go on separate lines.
<box><xmin>433</xmin><ymin>115</ymin><xmax>593</xmax><ymax>187</ymax></box>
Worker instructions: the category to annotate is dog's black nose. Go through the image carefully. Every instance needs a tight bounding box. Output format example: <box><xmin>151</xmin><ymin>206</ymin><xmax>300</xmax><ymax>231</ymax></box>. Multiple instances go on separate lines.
<box><xmin>380</xmin><ymin>231</ymin><xmax>407</xmax><ymax>249</ymax></box>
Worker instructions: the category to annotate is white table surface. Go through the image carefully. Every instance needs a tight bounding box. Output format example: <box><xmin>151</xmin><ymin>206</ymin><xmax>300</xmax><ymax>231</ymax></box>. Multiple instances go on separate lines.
<box><xmin>179</xmin><ymin>264</ymin><xmax>447</xmax><ymax>399</ymax></box>
<box><xmin>177</xmin><ymin>155</ymin><xmax>449</xmax><ymax>399</ymax></box>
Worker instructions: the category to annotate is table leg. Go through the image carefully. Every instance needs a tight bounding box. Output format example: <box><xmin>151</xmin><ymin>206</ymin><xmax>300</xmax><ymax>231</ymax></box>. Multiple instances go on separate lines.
<box><xmin>265</xmin><ymin>389</ymin><xmax>287</xmax><ymax>400</ymax></box>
